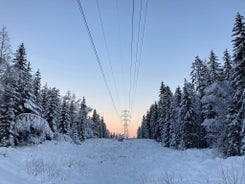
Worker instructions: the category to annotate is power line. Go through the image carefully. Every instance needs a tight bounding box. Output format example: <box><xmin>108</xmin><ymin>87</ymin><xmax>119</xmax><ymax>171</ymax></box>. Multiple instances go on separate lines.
<box><xmin>96</xmin><ymin>0</ymin><xmax>122</xmax><ymax>111</ymax></box>
<box><xmin>75</xmin><ymin>0</ymin><xmax>120</xmax><ymax>117</ymax></box>
<box><xmin>131</xmin><ymin>0</ymin><xmax>143</xmax><ymax>113</ymax></box>
<box><xmin>129</xmin><ymin>0</ymin><xmax>135</xmax><ymax>112</ymax></box>
<box><xmin>131</xmin><ymin>0</ymin><xmax>149</xmax><ymax>115</ymax></box>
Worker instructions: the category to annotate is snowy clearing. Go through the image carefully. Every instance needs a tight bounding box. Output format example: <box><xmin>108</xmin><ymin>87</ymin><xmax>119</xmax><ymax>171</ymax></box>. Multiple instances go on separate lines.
<box><xmin>0</xmin><ymin>139</ymin><xmax>244</xmax><ymax>184</ymax></box>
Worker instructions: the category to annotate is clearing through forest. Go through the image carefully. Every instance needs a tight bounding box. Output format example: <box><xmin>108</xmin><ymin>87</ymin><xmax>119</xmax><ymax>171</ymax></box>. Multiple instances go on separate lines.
<box><xmin>0</xmin><ymin>139</ymin><xmax>244</xmax><ymax>184</ymax></box>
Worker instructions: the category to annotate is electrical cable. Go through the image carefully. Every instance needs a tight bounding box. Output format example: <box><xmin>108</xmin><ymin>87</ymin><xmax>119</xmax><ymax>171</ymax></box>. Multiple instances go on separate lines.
<box><xmin>96</xmin><ymin>0</ymin><xmax>122</xmax><ymax>112</ymax></box>
<box><xmin>75</xmin><ymin>0</ymin><xmax>120</xmax><ymax>117</ymax></box>
<box><xmin>128</xmin><ymin>0</ymin><xmax>135</xmax><ymax>112</ymax></box>
<box><xmin>131</xmin><ymin>0</ymin><xmax>149</xmax><ymax>115</ymax></box>
<box><xmin>131</xmin><ymin>0</ymin><xmax>143</xmax><ymax>114</ymax></box>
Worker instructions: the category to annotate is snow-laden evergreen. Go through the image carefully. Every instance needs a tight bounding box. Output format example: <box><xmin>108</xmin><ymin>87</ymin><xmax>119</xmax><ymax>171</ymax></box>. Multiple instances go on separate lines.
<box><xmin>0</xmin><ymin>30</ymin><xmax>110</xmax><ymax>147</ymax></box>
<box><xmin>201</xmin><ymin>81</ymin><xmax>233</xmax><ymax>150</ymax></box>
<box><xmin>138</xmin><ymin>13</ymin><xmax>245</xmax><ymax>157</ymax></box>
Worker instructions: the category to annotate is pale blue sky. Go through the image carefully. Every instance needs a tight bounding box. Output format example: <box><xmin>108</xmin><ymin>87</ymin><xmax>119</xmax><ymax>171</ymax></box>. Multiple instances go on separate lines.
<box><xmin>0</xmin><ymin>0</ymin><xmax>244</xmax><ymax>136</ymax></box>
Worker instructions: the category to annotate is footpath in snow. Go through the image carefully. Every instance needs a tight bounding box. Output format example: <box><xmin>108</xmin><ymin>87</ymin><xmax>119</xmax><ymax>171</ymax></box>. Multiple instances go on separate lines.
<box><xmin>0</xmin><ymin>139</ymin><xmax>244</xmax><ymax>184</ymax></box>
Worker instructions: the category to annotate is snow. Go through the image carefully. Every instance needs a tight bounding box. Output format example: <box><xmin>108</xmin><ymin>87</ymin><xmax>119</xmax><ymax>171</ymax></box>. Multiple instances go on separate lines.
<box><xmin>12</xmin><ymin>113</ymin><xmax>54</xmax><ymax>145</ymax></box>
<box><xmin>0</xmin><ymin>139</ymin><xmax>244</xmax><ymax>184</ymax></box>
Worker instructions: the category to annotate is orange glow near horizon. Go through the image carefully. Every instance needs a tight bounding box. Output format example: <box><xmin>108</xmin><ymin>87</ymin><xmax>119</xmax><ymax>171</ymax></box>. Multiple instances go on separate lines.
<box><xmin>102</xmin><ymin>111</ymin><xmax>142</xmax><ymax>138</ymax></box>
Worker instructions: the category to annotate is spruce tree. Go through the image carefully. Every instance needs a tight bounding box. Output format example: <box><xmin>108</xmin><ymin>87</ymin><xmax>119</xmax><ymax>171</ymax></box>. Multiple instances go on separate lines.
<box><xmin>12</xmin><ymin>43</ymin><xmax>27</xmax><ymax>114</ymax></box>
<box><xmin>201</xmin><ymin>81</ymin><xmax>233</xmax><ymax>148</ymax></box>
<box><xmin>11</xmin><ymin>44</ymin><xmax>39</xmax><ymax>115</ymax></box>
<box><xmin>70</xmin><ymin>94</ymin><xmax>79</xmax><ymax>141</ymax></box>
<box><xmin>100</xmin><ymin>117</ymin><xmax>107</xmax><ymax>138</ymax></box>
<box><xmin>171</xmin><ymin>87</ymin><xmax>182</xmax><ymax>148</ymax></box>
<box><xmin>223</xmin><ymin>49</ymin><xmax>232</xmax><ymax>81</ymax></box>
<box><xmin>23</xmin><ymin>62</ymin><xmax>40</xmax><ymax>115</ymax></box>
<box><xmin>41</xmin><ymin>84</ymin><xmax>49</xmax><ymax>118</ymax></box>
<box><xmin>149</xmin><ymin>102</ymin><xmax>158</xmax><ymax>140</ymax></box>
<box><xmin>137</xmin><ymin>126</ymin><xmax>142</xmax><ymax>138</ymax></box>
<box><xmin>190</xmin><ymin>56</ymin><xmax>209</xmax><ymax>97</ymax></box>
<box><xmin>141</xmin><ymin>115</ymin><xmax>149</xmax><ymax>138</ymax></box>
<box><xmin>180</xmin><ymin>80</ymin><xmax>202</xmax><ymax>149</ymax></box>
<box><xmin>33</xmin><ymin>69</ymin><xmax>42</xmax><ymax>114</ymax></box>
<box><xmin>91</xmin><ymin>110</ymin><xmax>100</xmax><ymax>138</ymax></box>
<box><xmin>78</xmin><ymin>97</ymin><xmax>90</xmax><ymax>140</ymax></box>
<box><xmin>0</xmin><ymin>67</ymin><xmax>18</xmax><ymax>146</ymax></box>
<box><xmin>0</xmin><ymin>27</ymin><xmax>11</xmax><ymax>77</ymax></box>
<box><xmin>226</xmin><ymin>13</ymin><xmax>245</xmax><ymax>156</ymax></box>
<box><xmin>59</xmin><ymin>95</ymin><xmax>71</xmax><ymax>135</ymax></box>
<box><xmin>158</xmin><ymin>83</ymin><xmax>173</xmax><ymax>147</ymax></box>
<box><xmin>207</xmin><ymin>50</ymin><xmax>222</xmax><ymax>83</ymax></box>
<box><xmin>45</xmin><ymin>87</ymin><xmax>61</xmax><ymax>132</ymax></box>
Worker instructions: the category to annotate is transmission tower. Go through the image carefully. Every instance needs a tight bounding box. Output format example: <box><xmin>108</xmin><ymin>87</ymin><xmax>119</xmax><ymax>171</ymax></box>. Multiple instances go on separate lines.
<box><xmin>121</xmin><ymin>110</ymin><xmax>131</xmax><ymax>138</ymax></box>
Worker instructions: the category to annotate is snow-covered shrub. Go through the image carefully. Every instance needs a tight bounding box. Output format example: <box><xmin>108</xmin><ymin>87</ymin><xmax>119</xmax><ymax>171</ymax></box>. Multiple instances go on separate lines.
<box><xmin>0</xmin><ymin>147</ymin><xmax>7</xmax><ymax>157</ymax></box>
<box><xmin>53</xmin><ymin>133</ymin><xmax>74</xmax><ymax>143</ymax></box>
<box><xmin>26</xmin><ymin>158</ymin><xmax>45</xmax><ymax>176</ymax></box>
<box><xmin>11</xmin><ymin>113</ymin><xmax>54</xmax><ymax>146</ymax></box>
<box><xmin>220</xmin><ymin>164</ymin><xmax>245</xmax><ymax>184</ymax></box>
<box><xmin>26</xmin><ymin>158</ymin><xmax>60</xmax><ymax>180</ymax></box>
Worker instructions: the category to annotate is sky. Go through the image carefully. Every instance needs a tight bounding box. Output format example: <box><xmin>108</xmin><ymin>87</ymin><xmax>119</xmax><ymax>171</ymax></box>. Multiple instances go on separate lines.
<box><xmin>0</xmin><ymin>0</ymin><xmax>244</xmax><ymax>137</ymax></box>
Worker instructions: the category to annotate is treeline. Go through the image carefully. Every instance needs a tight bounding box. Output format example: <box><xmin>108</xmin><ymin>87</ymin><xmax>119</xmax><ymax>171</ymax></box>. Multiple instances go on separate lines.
<box><xmin>0</xmin><ymin>28</ymin><xmax>110</xmax><ymax>147</ymax></box>
<box><xmin>137</xmin><ymin>13</ymin><xmax>245</xmax><ymax>157</ymax></box>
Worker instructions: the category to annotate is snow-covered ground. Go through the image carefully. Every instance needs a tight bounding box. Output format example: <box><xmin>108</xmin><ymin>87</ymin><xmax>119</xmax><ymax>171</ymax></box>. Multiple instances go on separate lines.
<box><xmin>0</xmin><ymin>139</ymin><xmax>244</xmax><ymax>184</ymax></box>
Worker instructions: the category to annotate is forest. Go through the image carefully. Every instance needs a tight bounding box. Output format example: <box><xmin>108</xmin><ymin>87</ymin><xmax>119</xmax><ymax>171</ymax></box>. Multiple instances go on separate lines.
<box><xmin>137</xmin><ymin>13</ymin><xmax>245</xmax><ymax>157</ymax></box>
<box><xmin>0</xmin><ymin>29</ymin><xmax>110</xmax><ymax>147</ymax></box>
